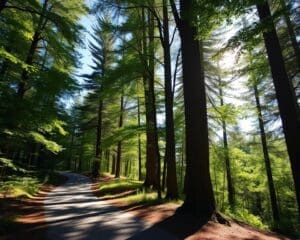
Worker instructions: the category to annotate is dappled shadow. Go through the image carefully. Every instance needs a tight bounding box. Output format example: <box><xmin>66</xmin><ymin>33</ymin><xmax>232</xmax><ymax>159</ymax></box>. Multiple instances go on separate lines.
<box><xmin>128</xmin><ymin>209</ymin><xmax>210</xmax><ymax>240</ymax></box>
<box><xmin>10</xmin><ymin>171</ymin><xmax>288</xmax><ymax>240</ymax></box>
<box><xmin>44</xmin><ymin>172</ymin><xmax>150</xmax><ymax>240</ymax></box>
<box><xmin>0</xmin><ymin>184</ymin><xmax>58</xmax><ymax>240</ymax></box>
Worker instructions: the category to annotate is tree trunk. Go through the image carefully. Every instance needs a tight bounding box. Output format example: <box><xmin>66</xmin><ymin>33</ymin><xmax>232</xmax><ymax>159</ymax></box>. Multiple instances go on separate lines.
<box><xmin>162</xmin><ymin>0</ymin><xmax>178</xmax><ymax>200</ymax></box>
<box><xmin>111</xmin><ymin>154</ymin><xmax>116</xmax><ymax>175</ymax></box>
<box><xmin>253</xmin><ymin>84</ymin><xmax>280</xmax><ymax>223</ymax></box>
<box><xmin>115</xmin><ymin>94</ymin><xmax>124</xmax><ymax>178</ymax></box>
<box><xmin>172</xmin><ymin>0</ymin><xmax>215</xmax><ymax>216</ymax></box>
<box><xmin>137</xmin><ymin>96</ymin><xmax>142</xmax><ymax>181</ymax></box>
<box><xmin>142</xmin><ymin>7</ymin><xmax>161</xmax><ymax>195</ymax></box>
<box><xmin>257</xmin><ymin>1</ymin><xmax>300</xmax><ymax>217</ymax></box>
<box><xmin>68</xmin><ymin>128</ymin><xmax>75</xmax><ymax>170</ymax></box>
<box><xmin>162</xmin><ymin>157</ymin><xmax>167</xmax><ymax>191</ymax></box>
<box><xmin>94</xmin><ymin>98</ymin><xmax>103</xmax><ymax>176</ymax></box>
<box><xmin>106</xmin><ymin>149</ymin><xmax>110</xmax><ymax>172</ymax></box>
<box><xmin>218</xmin><ymin>76</ymin><xmax>235</xmax><ymax>207</ymax></box>
<box><xmin>280</xmin><ymin>0</ymin><xmax>300</xmax><ymax>75</ymax></box>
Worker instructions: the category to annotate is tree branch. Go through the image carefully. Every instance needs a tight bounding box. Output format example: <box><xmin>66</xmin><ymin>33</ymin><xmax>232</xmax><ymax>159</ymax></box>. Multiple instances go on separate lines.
<box><xmin>169</xmin><ymin>0</ymin><xmax>181</xmax><ymax>30</ymax></box>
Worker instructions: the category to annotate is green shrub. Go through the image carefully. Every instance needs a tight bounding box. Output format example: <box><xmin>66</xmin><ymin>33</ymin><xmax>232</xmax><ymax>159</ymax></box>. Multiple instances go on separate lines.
<box><xmin>225</xmin><ymin>207</ymin><xmax>268</xmax><ymax>229</ymax></box>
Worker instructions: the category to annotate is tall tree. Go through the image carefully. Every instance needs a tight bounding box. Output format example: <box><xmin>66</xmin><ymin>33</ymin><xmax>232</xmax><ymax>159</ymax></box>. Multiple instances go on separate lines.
<box><xmin>217</xmin><ymin>73</ymin><xmax>235</xmax><ymax>208</ymax></box>
<box><xmin>115</xmin><ymin>94</ymin><xmax>124</xmax><ymax>178</ymax></box>
<box><xmin>170</xmin><ymin>0</ymin><xmax>215</xmax><ymax>216</ymax></box>
<box><xmin>140</xmin><ymin>6</ymin><xmax>161</xmax><ymax>194</ymax></box>
<box><xmin>155</xmin><ymin>0</ymin><xmax>178</xmax><ymax>199</ymax></box>
<box><xmin>256</xmin><ymin>0</ymin><xmax>300</xmax><ymax>216</ymax></box>
<box><xmin>246</xmin><ymin>48</ymin><xmax>280</xmax><ymax>223</ymax></box>
<box><xmin>87</xmin><ymin>15</ymin><xmax>115</xmax><ymax>176</ymax></box>
<box><xmin>137</xmin><ymin>93</ymin><xmax>143</xmax><ymax>181</ymax></box>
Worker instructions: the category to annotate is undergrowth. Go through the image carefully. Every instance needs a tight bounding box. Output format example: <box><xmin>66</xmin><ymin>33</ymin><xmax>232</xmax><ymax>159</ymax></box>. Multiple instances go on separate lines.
<box><xmin>0</xmin><ymin>170</ymin><xmax>62</xmax><ymax>198</ymax></box>
<box><xmin>224</xmin><ymin>207</ymin><xmax>268</xmax><ymax>229</ymax></box>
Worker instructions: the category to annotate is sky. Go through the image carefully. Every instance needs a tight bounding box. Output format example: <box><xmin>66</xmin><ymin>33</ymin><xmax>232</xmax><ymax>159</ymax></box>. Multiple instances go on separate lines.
<box><xmin>65</xmin><ymin>1</ymin><xmax>95</xmax><ymax>109</ymax></box>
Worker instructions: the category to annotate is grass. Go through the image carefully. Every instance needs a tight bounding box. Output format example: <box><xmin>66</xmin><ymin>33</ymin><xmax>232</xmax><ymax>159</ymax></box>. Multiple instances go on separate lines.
<box><xmin>98</xmin><ymin>178</ymin><xmax>182</xmax><ymax>207</ymax></box>
<box><xmin>99</xmin><ymin>178</ymin><xmax>143</xmax><ymax>195</ymax></box>
<box><xmin>119</xmin><ymin>190</ymin><xmax>158</xmax><ymax>205</ymax></box>
<box><xmin>0</xmin><ymin>170</ymin><xmax>65</xmax><ymax>236</ymax></box>
<box><xmin>0</xmin><ymin>175</ymin><xmax>41</xmax><ymax>198</ymax></box>
<box><xmin>0</xmin><ymin>170</ymin><xmax>65</xmax><ymax>198</ymax></box>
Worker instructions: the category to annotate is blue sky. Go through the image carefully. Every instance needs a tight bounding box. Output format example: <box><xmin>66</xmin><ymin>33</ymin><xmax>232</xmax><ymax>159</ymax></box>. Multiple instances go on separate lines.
<box><xmin>76</xmin><ymin>0</ymin><xmax>96</xmax><ymax>81</ymax></box>
<box><xmin>66</xmin><ymin>0</ymin><xmax>95</xmax><ymax>108</ymax></box>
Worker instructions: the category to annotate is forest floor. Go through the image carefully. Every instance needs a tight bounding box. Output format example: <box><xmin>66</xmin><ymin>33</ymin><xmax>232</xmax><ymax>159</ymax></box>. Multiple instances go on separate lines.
<box><xmin>92</xmin><ymin>175</ymin><xmax>294</xmax><ymax>240</ymax></box>
<box><xmin>0</xmin><ymin>172</ymin><xmax>295</xmax><ymax>239</ymax></box>
<box><xmin>0</xmin><ymin>173</ymin><xmax>67</xmax><ymax>240</ymax></box>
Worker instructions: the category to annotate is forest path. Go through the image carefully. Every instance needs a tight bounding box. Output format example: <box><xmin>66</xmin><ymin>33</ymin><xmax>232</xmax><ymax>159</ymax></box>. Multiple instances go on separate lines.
<box><xmin>44</xmin><ymin>172</ymin><xmax>177</xmax><ymax>240</ymax></box>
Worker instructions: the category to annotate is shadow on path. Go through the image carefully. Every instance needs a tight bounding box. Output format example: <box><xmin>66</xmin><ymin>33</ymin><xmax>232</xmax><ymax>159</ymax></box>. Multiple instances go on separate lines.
<box><xmin>44</xmin><ymin>172</ymin><xmax>177</xmax><ymax>240</ymax></box>
<box><xmin>128</xmin><ymin>209</ymin><xmax>209</xmax><ymax>240</ymax></box>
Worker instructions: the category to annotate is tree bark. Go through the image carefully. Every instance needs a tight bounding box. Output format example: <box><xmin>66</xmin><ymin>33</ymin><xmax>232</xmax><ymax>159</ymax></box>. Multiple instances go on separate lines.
<box><xmin>253</xmin><ymin>83</ymin><xmax>280</xmax><ymax>223</ymax></box>
<box><xmin>137</xmin><ymin>96</ymin><xmax>142</xmax><ymax>181</ymax></box>
<box><xmin>68</xmin><ymin>128</ymin><xmax>75</xmax><ymax>170</ymax></box>
<box><xmin>111</xmin><ymin>154</ymin><xmax>116</xmax><ymax>175</ymax></box>
<box><xmin>162</xmin><ymin>0</ymin><xmax>178</xmax><ymax>200</ymax></box>
<box><xmin>169</xmin><ymin>0</ymin><xmax>215</xmax><ymax>216</ymax></box>
<box><xmin>95</xmin><ymin>99</ymin><xmax>103</xmax><ymax>161</ymax></box>
<box><xmin>115</xmin><ymin>94</ymin><xmax>124</xmax><ymax>178</ymax></box>
<box><xmin>142</xmin><ymin>7</ymin><xmax>161</xmax><ymax>194</ymax></box>
<box><xmin>280</xmin><ymin>0</ymin><xmax>300</xmax><ymax>75</ymax></box>
<box><xmin>257</xmin><ymin>1</ymin><xmax>300</xmax><ymax>216</ymax></box>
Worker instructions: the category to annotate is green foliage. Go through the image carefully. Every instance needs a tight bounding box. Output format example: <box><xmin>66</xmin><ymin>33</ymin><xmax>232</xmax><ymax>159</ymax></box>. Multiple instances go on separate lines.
<box><xmin>121</xmin><ymin>191</ymin><xmax>157</xmax><ymax>205</ymax></box>
<box><xmin>225</xmin><ymin>207</ymin><xmax>268</xmax><ymax>229</ymax></box>
<box><xmin>102</xmin><ymin>125</ymin><xmax>146</xmax><ymax>149</ymax></box>
<box><xmin>0</xmin><ymin>170</ymin><xmax>64</xmax><ymax>198</ymax></box>
<box><xmin>38</xmin><ymin>120</ymin><xmax>68</xmax><ymax>136</ymax></box>
<box><xmin>29</xmin><ymin>132</ymin><xmax>63</xmax><ymax>154</ymax></box>
<box><xmin>0</xmin><ymin>47</ymin><xmax>35</xmax><ymax>72</ymax></box>
<box><xmin>0</xmin><ymin>158</ymin><xmax>26</xmax><ymax>173</ymax></box>
<box><xmin>0</xmin><ymin>0</ymin><xmax>87</xmax><ymax>170</ymax></box>
<box><xmin>0</xmin><ymin>175</ymin><xmax>40</xmax><ymax>198</ymax></box>
<box><xmin>0</xmin><ymin>0</ymin><xmax>294</xmax><ymax>235</ymax></box>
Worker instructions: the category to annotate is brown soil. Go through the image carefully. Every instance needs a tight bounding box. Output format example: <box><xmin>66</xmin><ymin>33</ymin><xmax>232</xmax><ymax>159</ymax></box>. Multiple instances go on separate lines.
<box><xmin>91</xmin><ymin>181</ymin><xmax>293</xmax><ymax>240</ymax></box>
<box><xmin>0</xmin><ymin>175</ymin><xmax>67</xmax><ymax>240</ymax></box>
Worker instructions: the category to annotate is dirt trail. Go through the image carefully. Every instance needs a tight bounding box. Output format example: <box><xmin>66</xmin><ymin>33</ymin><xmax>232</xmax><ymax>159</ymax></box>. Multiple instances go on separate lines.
<box><xmin>44</xmin><ymin>172</ymin><xmax>177</xmax><ymax>240</ymax></box>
